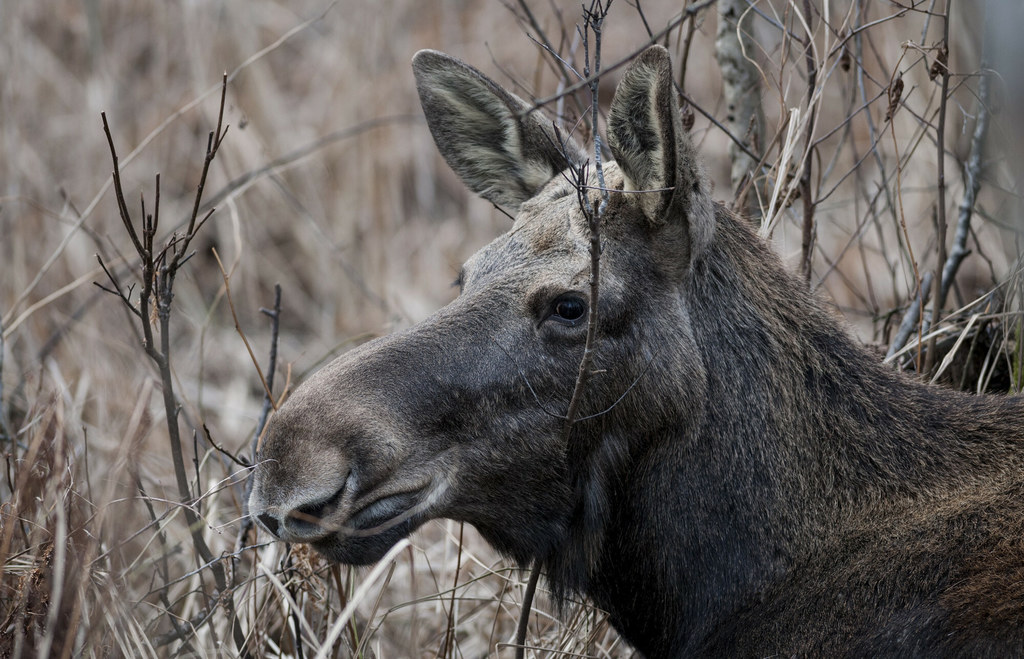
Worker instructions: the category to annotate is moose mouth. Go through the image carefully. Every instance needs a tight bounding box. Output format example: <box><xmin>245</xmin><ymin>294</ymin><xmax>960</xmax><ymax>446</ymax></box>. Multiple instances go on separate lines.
<box><xmin>311</xmin><ymin>478</ymin><xmax>447</xmax><ymax>565</ymax></box>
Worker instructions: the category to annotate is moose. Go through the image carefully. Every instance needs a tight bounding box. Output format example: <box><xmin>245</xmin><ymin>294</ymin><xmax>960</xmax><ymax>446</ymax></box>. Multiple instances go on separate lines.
<box><xmin>249</xmin><ymin>46</ymin><xmax>1024</xmax><ymax>656</ymax></box>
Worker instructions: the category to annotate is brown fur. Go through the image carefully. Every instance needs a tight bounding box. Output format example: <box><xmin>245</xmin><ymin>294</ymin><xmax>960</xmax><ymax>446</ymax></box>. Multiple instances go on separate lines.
<box><xmin>249</xmin><ymin>47</ymin><xmax>1024</xmax><ymax>657</ymax></box>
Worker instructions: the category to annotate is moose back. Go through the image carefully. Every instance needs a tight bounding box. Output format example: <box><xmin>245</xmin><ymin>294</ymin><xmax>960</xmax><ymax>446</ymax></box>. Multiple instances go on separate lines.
<box><xmin>249</xmin><ymin>46</ymin><xmax>1024</xmax><ymax>656</ymax></box>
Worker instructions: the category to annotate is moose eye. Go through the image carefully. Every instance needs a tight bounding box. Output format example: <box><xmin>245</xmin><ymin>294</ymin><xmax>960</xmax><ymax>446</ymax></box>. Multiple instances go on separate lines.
<box><xmin>547</xmin><ymin>294</ymin><xmax>588</xmax><ymax>326</ymax></box>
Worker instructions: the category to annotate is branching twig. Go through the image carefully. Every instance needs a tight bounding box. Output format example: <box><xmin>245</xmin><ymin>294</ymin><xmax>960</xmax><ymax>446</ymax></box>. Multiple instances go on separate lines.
<box><xmin>561</xmin><ymin>1</ymin><xmax>611</xmax><ymax>442</ymax></box>
<box><xmin>100</xmin><ymin>74</ymin><xmax>250</xmax><ymax>656</ymax></box>
<box><xmin>510</xmin><ymin>0</ymin><xmax>589</xmax><ymax>123</ymax></box>
<box><xmin>888</xmin><ymin>0</ymin><xmax>992</xmax><ymax>363</ymax></box>
<box><xmin>519</xmin><ymin>0</ymin><xmax>714</xmax><ymax>117</ymax></box>
<box><xmin>516</xmin><ymin>3</ymin><xmax>612</xmax><ymax>657</ymax></box>
<box><xmin>937</xmin><ymin>65</ymin><xmax>990</xmax><ymax>309</ymax></box>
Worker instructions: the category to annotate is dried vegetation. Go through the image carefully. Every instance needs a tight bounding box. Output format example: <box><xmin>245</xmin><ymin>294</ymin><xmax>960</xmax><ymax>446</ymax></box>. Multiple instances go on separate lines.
<box><xmin>1</xmin><ymin>0</ymin><xmax>1021</xmax><ymax>656</ymax></box>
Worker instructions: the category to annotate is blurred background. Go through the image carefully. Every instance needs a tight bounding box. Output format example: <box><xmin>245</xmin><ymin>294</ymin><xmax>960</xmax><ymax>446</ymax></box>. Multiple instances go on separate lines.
<box><xmin>1</xmin><ymin>0</ymin><xmax>1022</xmax><ymax>656</ymax></box>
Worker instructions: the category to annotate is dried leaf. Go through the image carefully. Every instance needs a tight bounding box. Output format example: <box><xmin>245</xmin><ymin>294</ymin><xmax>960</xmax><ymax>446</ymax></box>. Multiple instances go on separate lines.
<box><xmin>681</xmin><ymin>103</ymin><xmax>695</xmax><ymax>132</ymax></box>
<box><xmin>929</xmin><ymin>44</ymin><xmax>948</xmax><ymax>81</ymax></box>
<box><xmin>886</xmin><ymin>73</ymin><xmax>904</xmax><ymax>122</ymax></box>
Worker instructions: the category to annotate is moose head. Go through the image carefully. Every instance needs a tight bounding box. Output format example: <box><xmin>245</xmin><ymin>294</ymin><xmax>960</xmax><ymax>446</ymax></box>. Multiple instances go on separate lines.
<box><xmin>249</xmin><ymin>46</ymin><xmax>713</xmax><ymax>572</ymax></box>
<box><xmin>249</xmin><ymin>46</ymin><xmax>1024</xmax><ymax>657</ymax></box>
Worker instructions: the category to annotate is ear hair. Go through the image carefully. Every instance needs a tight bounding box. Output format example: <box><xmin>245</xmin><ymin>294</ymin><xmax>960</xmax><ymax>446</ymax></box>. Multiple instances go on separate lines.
<box><xmin>607</xmin><ymin>45</ymin><xmax>705</xmax><ymax>225</ymax></box>
<box><xmin>413</xmin><ymin>50</ymin><xmax>586</xmax><ymax>211</ymax></box>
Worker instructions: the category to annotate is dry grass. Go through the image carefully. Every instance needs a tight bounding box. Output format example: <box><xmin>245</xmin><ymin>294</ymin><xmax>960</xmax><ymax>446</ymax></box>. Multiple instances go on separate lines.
<box><xmin>1</xmin><ymin>1</ymin><xmax>1021</xmax><ymax>657</ymax></box>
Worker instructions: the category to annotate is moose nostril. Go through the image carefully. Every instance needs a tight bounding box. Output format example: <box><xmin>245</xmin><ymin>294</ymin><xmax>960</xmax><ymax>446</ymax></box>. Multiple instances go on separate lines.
<box><xmin>257</xmin><ymin>512</ymin><xmax>281</xmax><ymax>538</ymax></box>
<box><xmin>285</xmin><ymin>482</ymin><xmax>348</xmax><ymax>537</ymax></box>
<box><xmin>289</xmin><ymin>499</ymin><xmax>329</xmax><ymax>532</ymax></box>
<box><xmin>296</xmin><ymin>499</ymin><xmax>326</xmax><ymax>520</ymax></box>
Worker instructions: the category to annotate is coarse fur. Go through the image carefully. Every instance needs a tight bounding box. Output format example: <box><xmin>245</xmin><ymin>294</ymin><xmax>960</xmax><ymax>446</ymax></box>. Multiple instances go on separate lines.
<box><xmin>249</xmin><ymin>46</ymin><xmax>1024</xmax><ymax>657</ymax></box>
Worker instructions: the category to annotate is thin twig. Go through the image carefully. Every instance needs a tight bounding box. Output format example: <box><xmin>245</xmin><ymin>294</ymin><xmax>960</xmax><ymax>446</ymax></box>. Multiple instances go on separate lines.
<box><xmin>883</xmin><ymin>50</ymin><xmax>925</xmax><ymax>369</ymax></box>
<box><xmin>937</xmin><ymin>2</ymin><xmax>989</xmax><ymax>316</ymax></box>
<box><xmin>519</xmin><ymin>0</ymin><xmax>715</xmax><ymax>117</ymax></box>
<box><xmin>798</xmin><ymin>0</ymin><xmax>819</xmax><ymax>281</ymax></box>
<box><xmin>237</xmin><ymin>284</ymin><xmax>283</xmax><ymax>550</ymax></box>
<box><xmin>199</xmin><ymin>115</ymin><xmax>420</xmax><ymax>214</ymax></box>
<box><xmin>561</xmin><ymin>0</ymin><xmax>611</xmax><ymax>445</ymax></box>
<box><xmin>93</xmin><ymin>254</ymin><xmax>142</xmax><ymax>318</ymax></box>
<box><xmin>890</xmin><ymin>0</ymin><xmax>991</xmax><ymax>362</ymax></box>
<box><xmin>133</xmin><ymin>472</ymin><xmax>195</xmax><ymax>655</ymax></box>
<box><xmin>517</xmin><ymin>3</ymin><xmax>612</xmax><ymax>657</ymax></box>
<box><xmin>101</xmin><ymin>113</ymin><xmax>145</xmax><ymax>258</ymax></box>
<box><xmin>511</xmin><ymin>0</ymin><xmax>589</xmax><ymax>122</ymax></box>
<box><xmin>439</xmin><ymin>522</ymin><xmax>465</xmax><ymax>658</ymax></box>
<box><xmin>0</xmin><ymin>317</ymin><xmax>10</xmax><ymax>441</ymax></box>
<box><xmin>177</xmin><ymin>74</ymin><xmax>228</xmax><ymax>263</ymax></box>
<box><xmin>923</xmin><ymin>2</ymin><xmax>951</xmax><ymax>373</ymax></box>
<box><xmin>255</xmin><ymin>285</ymin><xmax>283</xmax><ymax>446</ymax></box>
<box><xmin>211</xmin><ymin>248</ymin><xmax>275</xmax><ymax>407</ymax></box>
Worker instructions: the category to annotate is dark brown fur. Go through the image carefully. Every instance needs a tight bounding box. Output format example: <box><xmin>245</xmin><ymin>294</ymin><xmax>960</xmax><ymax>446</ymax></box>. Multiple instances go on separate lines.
<box><xmin>249</xmin><ymin>47</ymin><xmax>1024</xmax><ymax>657</ymax></box>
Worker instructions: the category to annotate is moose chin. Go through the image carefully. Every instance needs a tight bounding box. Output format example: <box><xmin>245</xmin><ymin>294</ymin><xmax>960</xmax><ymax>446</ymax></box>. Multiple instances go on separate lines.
<box><xmin>249</xmin><ymin>45</ymin><xmax>1024</xmax><ymax>657</ymax></box>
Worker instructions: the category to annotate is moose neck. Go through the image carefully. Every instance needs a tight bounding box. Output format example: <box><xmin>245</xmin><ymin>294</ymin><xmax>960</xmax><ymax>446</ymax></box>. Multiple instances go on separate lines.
<box><xmin>575</xmin><ymin>206</ymin><xmax>1024</xmax><ymax>656</ymax></box>
<box><xmin>690</xmin><ymin>207</ymin><xmax>1023</xmax><ymax>502</ymax></box>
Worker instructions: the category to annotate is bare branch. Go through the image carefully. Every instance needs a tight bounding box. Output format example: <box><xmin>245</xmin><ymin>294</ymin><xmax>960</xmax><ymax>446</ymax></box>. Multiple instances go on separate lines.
<box><xmin>99</xmin><ymin>73</ymin><xmax>249</xmax><ymax>655</ymax></box>
<box><xmin>176</xmin><ymin>74</ymin><xmax>229</xmax><ymax>264</ymax></box>
<box><xmin>519</xmin><ymin>0</ymin><xmax>715</xmax><ymax>117</ymax></box>
<box><xmin>798</xmin><ymin>0</ymin><xmax>819</xmax><ymax>281</ymax></box>
<box><xmin>923</xmin><ymin>2</ymin><xmax>952</xmax><ymax>373</ymax></box>
<box><xmin>101</xmin><ymin>112</ymin><xmax>145</xmax><ymax>258</ymax></box>
<box><xmin>937</xmin><ymin>22</ymin><xmax>991</xmax><ymax>319</ymax></box>
<box><xmin>519</xmin><ymin>4</ymin><xmax>612</xmax><ymax>656</ymax></box>
<box><xmin>93</xmin><ymin>254</ymin><xmax>142</xmax><ymax>319</ymax></box>
<box><xmin>889</xmin><ymin>0</ymin><xmax>993</xmax><ymax>363</ymax></box>
<box><xmin>561</xmin><ymin>0</ymin><xmax>612</xmax><ymax>444</ymax></box>
<box><xmin>888</xmin><ymin>272</ymin><xmax>933</xmax><ymax>360</ymax></box>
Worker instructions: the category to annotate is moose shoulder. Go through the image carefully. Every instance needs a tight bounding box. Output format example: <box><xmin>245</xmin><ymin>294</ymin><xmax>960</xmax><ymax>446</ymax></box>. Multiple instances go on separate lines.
<box><xmin>248</xmin><ymin>46</ymin><xmax>1024</xmax><ymax>657</ymax></box>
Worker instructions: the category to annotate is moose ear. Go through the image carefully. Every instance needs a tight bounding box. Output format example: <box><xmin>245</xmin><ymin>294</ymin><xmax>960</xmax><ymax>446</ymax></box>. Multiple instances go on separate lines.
<box><xmin>607</xmin><ymin>45</ymin><xmax>705</xmax><ymax>226</ymax></box>
<box><xmin>412</xmin><ymin>50</ymin><xmax>585</xmax><ymax>211</ymax></box>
